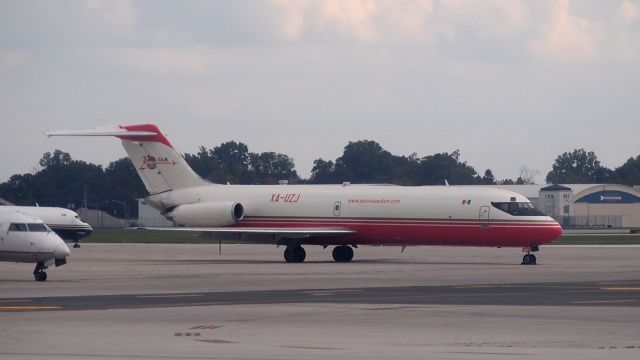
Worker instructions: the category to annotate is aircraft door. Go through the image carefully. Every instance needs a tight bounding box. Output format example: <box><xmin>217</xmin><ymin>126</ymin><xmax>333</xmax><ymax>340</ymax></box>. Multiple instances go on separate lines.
<box><xmin>333</xmin><ymin>201</ymin><xmax>342</xmax><ymax>216</ymax></box>
<box><xmin>479</xmin><ymin>206</ymin><xmax>490</xmax><ymax>229</ymax></box>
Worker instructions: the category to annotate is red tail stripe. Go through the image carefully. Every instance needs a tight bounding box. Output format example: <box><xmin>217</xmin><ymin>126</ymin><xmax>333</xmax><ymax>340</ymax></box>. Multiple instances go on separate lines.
<box><xmin>117</xmin><ymin>124</ymin><xmax>174</xmax><ymax>149</ymax></box>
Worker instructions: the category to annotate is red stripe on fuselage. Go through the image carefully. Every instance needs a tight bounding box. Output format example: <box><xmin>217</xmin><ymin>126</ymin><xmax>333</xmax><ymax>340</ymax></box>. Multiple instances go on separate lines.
<box><xmin>234</xmin><ymin>217</ymin><xmax>562</xmax><ymax>247</ymax></box>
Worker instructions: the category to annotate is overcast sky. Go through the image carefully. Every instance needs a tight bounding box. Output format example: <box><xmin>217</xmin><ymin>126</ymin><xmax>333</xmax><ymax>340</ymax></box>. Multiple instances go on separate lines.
<box><xmin>1</xmin><ymin>0</ymin><xmax>639</xmax><ymax>184</ymax></box>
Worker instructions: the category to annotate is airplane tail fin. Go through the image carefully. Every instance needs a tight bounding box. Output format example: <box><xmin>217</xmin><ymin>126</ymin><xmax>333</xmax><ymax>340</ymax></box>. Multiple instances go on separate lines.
<box><xmin>46</xmin><ymin>124</ymin><xmax>208</xmax><ymax>195</ymax></box>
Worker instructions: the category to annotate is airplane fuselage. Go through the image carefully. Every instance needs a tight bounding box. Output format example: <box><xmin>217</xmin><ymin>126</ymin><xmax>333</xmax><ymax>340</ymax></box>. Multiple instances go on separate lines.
<box><xmin>147</xmin><ymin>184</ymin><xmax>561</xmax><ymax>248</ymax></box>
<box><xmin>10</xmin><ymin>206</ymin><xmax>93</xmax><ymax>241</ymax></box>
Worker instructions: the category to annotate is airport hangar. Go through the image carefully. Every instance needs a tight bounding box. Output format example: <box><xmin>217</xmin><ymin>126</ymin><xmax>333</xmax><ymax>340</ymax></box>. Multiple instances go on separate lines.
<box><xmin>135</xmin><ymin>183</ymin><xmax>640</xmax><ymax>230</ymax></box>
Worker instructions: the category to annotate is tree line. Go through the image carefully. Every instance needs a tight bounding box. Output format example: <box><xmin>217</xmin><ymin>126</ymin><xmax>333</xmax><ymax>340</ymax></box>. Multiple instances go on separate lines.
<box><xmin>1</xmin><ymin>142</ymin><xmax>639</xmax><ymax>218</ymax></box>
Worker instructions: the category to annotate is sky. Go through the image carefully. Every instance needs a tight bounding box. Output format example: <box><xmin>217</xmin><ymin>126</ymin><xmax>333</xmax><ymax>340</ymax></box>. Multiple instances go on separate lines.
<box><xmin>1</xmin><ymin>0</ymin><xmax>639</xmax><ymax>184</ymax></box>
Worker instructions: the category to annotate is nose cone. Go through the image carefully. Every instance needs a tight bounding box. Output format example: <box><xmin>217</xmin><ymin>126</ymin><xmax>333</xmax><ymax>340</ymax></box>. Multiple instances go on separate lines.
<box><xmin>81</xmin><ymin>225</ymin><xmax>93</xmax><ymax>239</ymax></box>
<box><xmin>546</xmin><ymin>218</ymin><xmax>563</xmax><ymax>243</ymax></box>
<box><xmin>54</xmin><ymin>239</ymin><xmax>71</xmax><ymax>258</ymax></box>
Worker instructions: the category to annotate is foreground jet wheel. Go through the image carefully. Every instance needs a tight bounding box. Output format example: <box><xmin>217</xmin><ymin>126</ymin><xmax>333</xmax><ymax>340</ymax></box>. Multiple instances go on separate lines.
<box><xmin>34</xmin><ymin>271</ymin><xmax>47</xmax><ymax>282</ymax></box>
<box><xmin>521</xmin><ymin>254</ymin><xmax>536</xmax><ymax>265</ymax></box>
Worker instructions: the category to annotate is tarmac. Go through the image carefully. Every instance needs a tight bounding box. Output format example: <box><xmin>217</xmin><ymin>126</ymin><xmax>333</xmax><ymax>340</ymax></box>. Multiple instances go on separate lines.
<box><xmin>1</xmin><ymin>243</ymin><xmax>640</xmax><ymax>359</ymax></box>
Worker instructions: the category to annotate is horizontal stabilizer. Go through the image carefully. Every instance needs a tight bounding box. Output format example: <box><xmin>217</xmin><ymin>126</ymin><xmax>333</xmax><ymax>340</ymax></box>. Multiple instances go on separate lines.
<box><xmin>46</xmin><ymin>123</ymin><xmax>208</xmax><ymax>194</ymax></box>
<box><xmin>46</xmin><ymin>126</ymin><xmax>156</xmax><ymax>137</ymax></box>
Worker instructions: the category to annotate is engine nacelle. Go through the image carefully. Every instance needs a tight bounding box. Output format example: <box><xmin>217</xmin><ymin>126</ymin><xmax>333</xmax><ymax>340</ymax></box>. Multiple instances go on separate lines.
<box><xmin>166</xmin><ymin>202</ymin><xmax>244</xmax><ymax>227</ymax></box>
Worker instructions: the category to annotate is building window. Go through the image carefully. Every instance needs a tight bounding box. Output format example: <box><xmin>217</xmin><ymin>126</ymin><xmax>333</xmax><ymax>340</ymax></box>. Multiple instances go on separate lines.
<box><xmin>563</xmin><ymin>205</ymin><xmax>570</xmax><ymax>214</ymax></box>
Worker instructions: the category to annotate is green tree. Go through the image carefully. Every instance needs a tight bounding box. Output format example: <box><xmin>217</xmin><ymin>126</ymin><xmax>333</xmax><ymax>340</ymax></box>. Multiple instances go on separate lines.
<box><xmin>417</xmin><ymin>150</ymin><xmax>480</xmax><ymax>185</ymax></box>
<box><xmin>481</xmin><ymin>169</ymin><xmax>496</xmax><ymax>185</ymax></box>
<box><xmin>309</xmin><ymin>158</ymin><xmax>338</xmax><ymax>184</ymax></box>
<box><xmin>389</xmin><ymin>154</ymin><xmax>421</xmax><ymax>186</ymax></box>
<box><xmin>183</xmin><ymin>146</ymin><xmax>217</xmax><ymax>180</ymax></box>
<box><xmin>613</xmin><ymin>155</ymin><xmax>640</xmax><ymax>186</ymax></box>
<box><xmin>249</xmin><ymin>152</ymin><xmax>299</xmax><ymax>184</ymax></box>
<box><xmin>210</xmin><ymin>141</ymin><xmax>252</xmax><ymax>184</ymax></box>
<box><xmin>546</xmin><ymin>149</ymin><xmax>611</xmax><ymax>184</ymax></box>
<box><xmin>102</xmin><ymin>157</ymin><xmax>146</xmax><ymax>218</ymax></box>
<box><xmin>184</xmin><ymin>142</ymin><xmax>300</xmax><ymax>185</ymax></box>
<box><xmin>0</xmin><ymin>174</ymin><xmax>36</xmax><ymax>205</ymax></box>
<box><xmin>38</xmin><ymin>150</ymin><xmax>72</xmax><ymax>168</ymax></box>
<box><xmin>334</xmin><ymin>140</ymin><xmax>395</xmax><ymax>183</ymax></box>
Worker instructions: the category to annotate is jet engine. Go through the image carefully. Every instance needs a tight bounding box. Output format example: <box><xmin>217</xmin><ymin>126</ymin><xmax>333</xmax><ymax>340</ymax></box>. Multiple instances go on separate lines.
<box><xmin>166</xmin><ymin>202</ymin><xmax>244</xmax><ymax>227</ymax></box>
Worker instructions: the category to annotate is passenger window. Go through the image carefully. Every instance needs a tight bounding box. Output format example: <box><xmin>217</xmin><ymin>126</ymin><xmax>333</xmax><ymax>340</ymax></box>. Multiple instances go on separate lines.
<box><xmin>8</xmin><ymin>223</ymin><xmax>28</xmax><ymax>232</ymax></box>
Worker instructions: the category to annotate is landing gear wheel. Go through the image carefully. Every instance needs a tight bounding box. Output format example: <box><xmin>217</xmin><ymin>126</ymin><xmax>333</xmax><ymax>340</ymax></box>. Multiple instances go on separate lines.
<box><xmin>332</xmin><ymin>245</ymin><xmax>354</xmax><ymax>262</ymax></box>
<box><xmin>343</xmin><ymin>246</ymin><xmax>354</xmax><ymax>262</ymax></box>
<box><xmin>293</xmin><ymin>246</ymin><xmax>306</xmax><ymax>262</ymax></box>
<box><xmin>33</xmin><ymin>262</ymin><xmax>48</xmax><ymax>281</ymax></box>
<box><xmin>284</xmin><ymin>246</ymin><xmax>306</xmax><ymax>263</ymax></box>
<box><xmin>34</xmin><ymin>271</ymin><xmax>47</xmax><ymax>282</ymax></box>
<box><xmin>73</xmin><ymin>241</ymin><xmax>81</xmax><ymax>249</ymax></box>
<box><xmin>521</xmin><ymin>253</ymin><xmax>537</xmax><ymax>265</ymax></box>
<box><xmin>284</xmin><ymin>248</ymin><xmax>295</xmax><ymax>263</ymax></box>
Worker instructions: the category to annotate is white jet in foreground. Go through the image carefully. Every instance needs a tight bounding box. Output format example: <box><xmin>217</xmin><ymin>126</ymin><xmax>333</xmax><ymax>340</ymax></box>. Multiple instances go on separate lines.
<box><xmin>0</xmin><ymin>207</ymin><xmax>70</xmax><ymax>281</ymax></box>
<box><xmin>47</xmin><ymin>124</ymin><xmax>562</xmax><ymax>264</ymax></box>
<box><xmin>8</xmin><ymin>206</ymin><xmax>93</xmax><ymax>248</ymax></box>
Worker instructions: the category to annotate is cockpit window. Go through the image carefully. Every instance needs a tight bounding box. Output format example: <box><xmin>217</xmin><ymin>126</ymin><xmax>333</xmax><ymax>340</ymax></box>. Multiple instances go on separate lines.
<box><xmin>491</xmin><ymin>202</ymin><xmax>545</xmax><ymax>216</ymax></box>
<box><xmin>8</xmin><ymin>223</ymin><xmax>28</xmax><ymax>232</ymax></box>
<box><xmin>27</xmin><ymin>223</ymin><xmax>49</xmax><ymax>232</ymax></box>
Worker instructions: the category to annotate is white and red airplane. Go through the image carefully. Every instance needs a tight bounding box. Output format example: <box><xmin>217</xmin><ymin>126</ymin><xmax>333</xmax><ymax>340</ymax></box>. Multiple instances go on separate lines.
<box><xmin>47</xmin><ymin>124</ymin><xmax>562</xmax><ymax>264</ymax></box>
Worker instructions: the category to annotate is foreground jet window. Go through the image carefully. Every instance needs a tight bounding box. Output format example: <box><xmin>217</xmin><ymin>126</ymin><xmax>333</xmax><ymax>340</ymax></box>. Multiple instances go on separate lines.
<box><xmin>8</xmin><ymin>223</ymin><xmax>28</xmax><ymax>232</ymax></box>
<box><xmin>27</xmin><ymin>223</ymin><xmax>49</xmax><ymax>232</ymax></box>
<box><xmin>491</xmin><ymin>202</ymin><xmax>545</xmax><ymax>216</ymax></box>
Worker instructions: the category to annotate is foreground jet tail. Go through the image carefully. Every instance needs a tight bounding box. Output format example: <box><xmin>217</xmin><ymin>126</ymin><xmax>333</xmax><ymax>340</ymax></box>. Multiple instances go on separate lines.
<box><xmin>46</xmin><ymin>124</ymin><xmax>208</xmax><ymax>195</ymax></box>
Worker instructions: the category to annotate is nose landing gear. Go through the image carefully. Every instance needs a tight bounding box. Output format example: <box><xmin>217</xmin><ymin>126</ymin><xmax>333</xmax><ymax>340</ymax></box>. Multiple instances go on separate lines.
<box><xmin>33</xmin><ymin>262</ymin><xmax>48</xmax><ymax>282</ymax></box>
<box><xmin>521</xmin><ymin>245</ymin><xmax>539</xmax><ymax>265</ymax></box>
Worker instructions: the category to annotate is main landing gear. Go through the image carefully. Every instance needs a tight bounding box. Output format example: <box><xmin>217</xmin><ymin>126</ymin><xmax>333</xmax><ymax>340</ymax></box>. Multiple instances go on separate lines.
<box><xmin>521</xmin><ymin>245</ymin><xmax>539</xmax><ymax>265</ymax></box>
<box><xmin>73</xmin><ymin>240</ymin><xmax>81</xmax><ymax>248</ymax></box>
<box><xmin>332</xmin><ymin>245</ymin><xmax>354</xmax><ymax>262</ymax></box>
<box><xmin>282</xmin><ymin>245</ymin><xmax>356</xmax><ymax>263</ymax></box>
<box><xmin>33</xmin><ymin>262</ymin><xmax>48</xmax><ymax>282</ymax></box>
<box><xmin>284</xmin><ymin>245</ymin><xmax>306</xmax><ymax>263</ymax></box>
